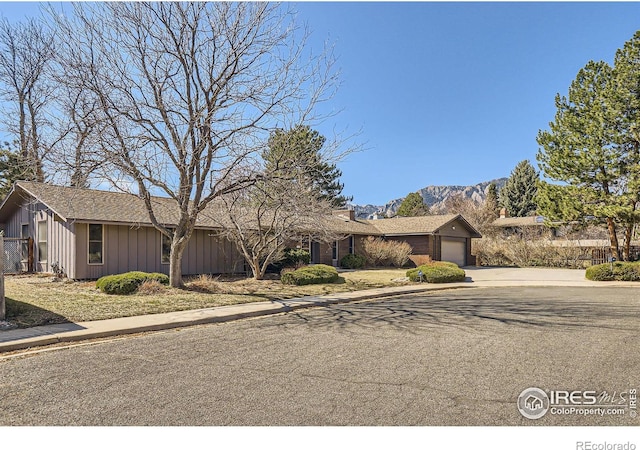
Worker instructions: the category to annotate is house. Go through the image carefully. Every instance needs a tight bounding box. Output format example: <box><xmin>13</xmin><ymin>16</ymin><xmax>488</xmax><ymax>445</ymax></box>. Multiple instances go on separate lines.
<box><xmin>0</xmin><ymin>181</ymin><xmax>482</xmax><ymax>279</ymax></box>
<box><xmin>0</xmin><ymin>181</ymin><xmax>245</xmax><ymax>279</ymax></box>
<box><xmin>313</xmin><ymin>209</ymin><xmax>482</xmax><ymax>267</ymax></box>
<box><xmin>491</xmin><ymin>208</ymin><xmax>557</xmax><ymax>239</ymax></box>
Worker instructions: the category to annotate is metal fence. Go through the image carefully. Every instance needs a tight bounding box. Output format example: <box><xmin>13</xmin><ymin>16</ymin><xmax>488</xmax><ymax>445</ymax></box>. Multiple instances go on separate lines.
<box><xmin>2</xmin><ymin>237</ymin><xmax>32</xmax><ymax>274</ymax></box>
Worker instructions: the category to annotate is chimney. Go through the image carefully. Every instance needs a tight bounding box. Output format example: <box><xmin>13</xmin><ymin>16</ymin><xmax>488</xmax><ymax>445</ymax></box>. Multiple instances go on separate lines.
<box><xmin>499</xmin><ymin>207</ymin><xmax>508</xmax><ymax>219</ymax></box>
<box><xmin>332</xmin><ymin>209</ymin><xmax>355</xmax><ymax>221</ymax></box>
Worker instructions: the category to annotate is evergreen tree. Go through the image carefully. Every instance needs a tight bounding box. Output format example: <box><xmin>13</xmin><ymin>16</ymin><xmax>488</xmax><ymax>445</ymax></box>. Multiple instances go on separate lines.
<box><xmin>485</xmin><ymin>182</ymin><xmax>500</xmax><ymax>218</ymax></box>
<box><xmin>397</xmin><ymin>191</ymin><xmax>429</xmax><ymax>216</ymax></box>
<box><xmin>0</xmin><ymin>141</ymin><xmax>33</xmax><ymax>199</ymax></box>
<box><xmin>264</xmin><ymin>125</ymin><xmax>351</xmax><ymax>208</ymax></box>
<box><xmin>536</xmin><ymin>57</ymin><xmax>637</xmax><ymax>260</ymax></box>
<box><xmin>499</xmin><ymin>160</ymin><xmax>539</xmax><ymax>217</ymax></box>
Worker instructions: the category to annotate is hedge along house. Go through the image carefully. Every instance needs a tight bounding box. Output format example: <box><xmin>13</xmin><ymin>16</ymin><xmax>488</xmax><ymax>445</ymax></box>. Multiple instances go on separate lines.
<box><xmin>311</xmin><ymin>210</ymin><xmax>482</xmax><ymax>267</ymax></box>
<box><xmin>0</xmin><ymin>181</ymin><xmax>244</xmax><ymax>279</ymax></box>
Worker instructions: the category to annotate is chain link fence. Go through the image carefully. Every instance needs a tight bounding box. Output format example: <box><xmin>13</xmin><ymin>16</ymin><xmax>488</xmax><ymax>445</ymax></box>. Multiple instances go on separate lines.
<box><xmin>2</xmin><ymin>237</ymin><xmax>32</xmax><ymax>274</ymax></box>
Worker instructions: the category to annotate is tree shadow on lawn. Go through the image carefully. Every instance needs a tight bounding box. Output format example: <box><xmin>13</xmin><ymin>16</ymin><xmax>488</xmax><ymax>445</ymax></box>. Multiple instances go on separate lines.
<box><xmin>269</xmin><ymin>287</ymin><xmax>640</xmax><ymax>334</ymax></box>
<box><xmin>4</xmin><ymin>297</ymin><xmax>72</xmax><ymax>329</ymax></box>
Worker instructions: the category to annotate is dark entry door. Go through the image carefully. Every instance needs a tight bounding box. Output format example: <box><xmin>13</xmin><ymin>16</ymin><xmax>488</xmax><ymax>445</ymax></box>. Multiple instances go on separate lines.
<box><xmin>311</xmin><ymin>242</ymin><xmax>321</xmax><ymax>264</ymax></box>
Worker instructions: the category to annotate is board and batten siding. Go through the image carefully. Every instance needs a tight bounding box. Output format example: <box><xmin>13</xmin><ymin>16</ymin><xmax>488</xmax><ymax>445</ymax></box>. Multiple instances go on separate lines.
<box><xmin>1</xmin><ymin>200</ymin><xmax>76</xmax><ymax>277</ymax></box>
<box><xmin>437</xmin><ymin>219</ymin><xmax>474</xmax><ymax>239</ymax></box>
<box><xmin>74</xmin><ymin>223</ymin><xmax>244</xmax><ymax>279</ymax></box>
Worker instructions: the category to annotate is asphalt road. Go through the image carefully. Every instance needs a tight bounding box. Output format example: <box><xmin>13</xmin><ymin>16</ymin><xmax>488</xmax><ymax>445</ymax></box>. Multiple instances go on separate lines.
<box><xmin>1</xmin><ymin>286</ymin><xmax>639</xmax><ymax>426</ymax></box>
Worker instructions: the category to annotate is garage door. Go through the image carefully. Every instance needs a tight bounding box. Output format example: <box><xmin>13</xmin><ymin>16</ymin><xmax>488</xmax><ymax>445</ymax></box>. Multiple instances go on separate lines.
<box><xmin>441</xmin><ymin>239</ymin><xmax>466</xmax><ymax>267</ymax></box>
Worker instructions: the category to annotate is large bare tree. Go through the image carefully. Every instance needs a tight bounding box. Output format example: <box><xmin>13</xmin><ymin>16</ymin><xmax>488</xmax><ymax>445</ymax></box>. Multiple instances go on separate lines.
<box><xmin>0</xmin><ymin>17</ymin><xmax>55</xmax><ymax>182</ymax></box>
<box><xmin>55</xmin><ymin>2</ymin><xmax>336</xmax><ymax>287</ymax></box>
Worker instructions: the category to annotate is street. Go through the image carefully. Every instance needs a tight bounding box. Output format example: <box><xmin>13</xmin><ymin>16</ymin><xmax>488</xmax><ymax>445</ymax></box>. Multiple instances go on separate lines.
<box><xmin>1</xmin><ymin>286</ymin><xmax>639</xmax><ymax>426</ymax></box>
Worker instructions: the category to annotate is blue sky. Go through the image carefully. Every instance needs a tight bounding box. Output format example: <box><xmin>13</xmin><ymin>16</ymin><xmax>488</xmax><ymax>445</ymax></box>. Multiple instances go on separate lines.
<box><xmin>2</xmin><ymin>2</ymin><xmax>640</xmax><ymax>205</ymax></box>
<box><xmin>292</xmin><ymin>2</ymin><xmax>640</xmax><ymax>205</ymax></box>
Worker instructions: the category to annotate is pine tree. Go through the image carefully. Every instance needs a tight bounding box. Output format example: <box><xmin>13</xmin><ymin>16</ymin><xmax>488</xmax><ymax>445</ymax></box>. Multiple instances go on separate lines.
<box><xmin>485</xmin><ymin>182</ymin><xmax>500</xmax><ymax>219</ymax></box>
<box><xmin>536</xmin><ymin>58</ymin><xmax>636</xmax><ymax>260</ymax></box>
<box><xmin>397</xmin><ymin>191</ymin><xmax>429</xmax><ymax>217</ymax></box>
<box><xmin>263</xmin><ymin>125</ymin><xmax>351</xmax><ymax>208</ymax></box>
<box><xmin>499</xmin><ymin>160</ymin><xmax>539</xmax><ymax>217</ymax></box>
<box><xmin>0</xmin><ymin>141</ymin><xmax>34</xmax><ymax>199</ymax></box>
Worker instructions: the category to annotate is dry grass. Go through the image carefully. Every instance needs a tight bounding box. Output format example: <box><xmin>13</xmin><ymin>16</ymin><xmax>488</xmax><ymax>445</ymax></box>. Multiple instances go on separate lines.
<box><xmin>3</xmin><ymin>268</ymin><xmax>410</xmax><ymax>329</ymax></box>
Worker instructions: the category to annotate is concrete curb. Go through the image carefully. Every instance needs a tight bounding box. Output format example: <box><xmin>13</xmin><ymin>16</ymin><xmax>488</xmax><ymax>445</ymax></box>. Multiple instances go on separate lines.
<box><xmin>0</xmin><ymin>283</ymin><xmax>471</xmax><ymax>354</ymax></box>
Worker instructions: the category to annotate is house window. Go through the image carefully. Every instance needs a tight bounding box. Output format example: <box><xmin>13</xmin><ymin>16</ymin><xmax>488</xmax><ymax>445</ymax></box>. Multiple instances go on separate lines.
<box><xmin>348</xmin><ymin>236</ymin><xmax>354</xmax><ymax>254</ymax></box>
<box><xmin>37</xmin><ymin>221</ymin><xmax>47</xmax><ymax>262</ymax></box>
<box><xmin>161</xmin><ymin>232</ymin><xmax>171</xmax><ymax>264</ymax></box>
<box><xmin>21</xmin><ymin>224</ymin><xmax>29</xmax><ymax>260</ymax></box>
<box><xmin>88</xmin><ymin>224</ymin><xmax>103</xmax><ymax>264</ymax></box>
<box><xmin>332</xmin><ymin>241</ymin><xmax>338</xmax><ymax>260</ymax></box>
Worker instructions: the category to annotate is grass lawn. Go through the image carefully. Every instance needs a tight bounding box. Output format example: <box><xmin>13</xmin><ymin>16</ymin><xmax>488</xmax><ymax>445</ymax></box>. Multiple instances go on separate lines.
<box><xmin>3</xmin><ymin>268</ymin><xmax>409</xmax><ymax>328</ymax></box>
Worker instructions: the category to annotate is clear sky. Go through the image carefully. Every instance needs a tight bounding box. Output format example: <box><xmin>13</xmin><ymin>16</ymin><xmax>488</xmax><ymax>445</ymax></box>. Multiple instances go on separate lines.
<box><xmin>2</xmin><ymin>1</ymin><xmax>640</xmax><ymax>206</ymax></box>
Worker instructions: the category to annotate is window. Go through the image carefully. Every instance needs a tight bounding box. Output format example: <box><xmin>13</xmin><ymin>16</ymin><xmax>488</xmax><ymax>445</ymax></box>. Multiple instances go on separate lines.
<box><xmin>161</xmin><ymin>232</ymin><xmax>171</xmax><ymax>264</ymax></box>
<box><xmin>38</xmin><ymin>221</ymin><xmax>47</xmax><ymax>262</ymax></box>
<box><xmin>21</xmin><ymin>224</ymin><xmax>29</xmax><ymax>260</ymax></box>
<box><xmin>348</xmin><ymin>236</ymin><xmax>354</xmax><ymax>254</ymax></box>
<box><xmin>332</xmin><ymin>241</ymin><xmax>338</xmax><ymax>260</ymax></box>
<box><xmin>88</xmin><ymin>224</ymin><xmax>103</xmax><ymax>264</ymax></box>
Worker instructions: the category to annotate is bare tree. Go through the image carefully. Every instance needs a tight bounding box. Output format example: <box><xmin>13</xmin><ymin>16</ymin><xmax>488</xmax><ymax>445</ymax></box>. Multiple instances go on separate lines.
<box><xmin>0</xmin><ymin>17</ymin><xmax>55</xmax><ymax>182</ymax></box>
<box><xmin>212</xmin><ymin>167</ymin><xmax>340</xmax><ymax>280</ymax></box>
<box><xmin>55</xmin><ymin>2</ymin><xmax>337</xmax><ymax>287</ymax></box>
<box><xmin>435</xmin><ymin>193</ymin><xmax>497</xmax><ymax>236</ymax></box>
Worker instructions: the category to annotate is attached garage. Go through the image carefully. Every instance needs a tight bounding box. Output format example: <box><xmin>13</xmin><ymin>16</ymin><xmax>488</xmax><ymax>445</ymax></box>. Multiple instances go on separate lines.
<box><xmin>440</xmin><ymin>238</ymin><xmax>466</xmax><ymax>266</ymax></box>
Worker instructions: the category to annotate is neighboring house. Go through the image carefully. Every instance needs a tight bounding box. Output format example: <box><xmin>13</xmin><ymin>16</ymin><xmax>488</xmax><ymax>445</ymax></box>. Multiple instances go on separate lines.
<box><xmin>491</xmin><ymin>208</ymin><xmax>557</xmax><ymax>239</ymax></box>
<box><xmin>490</xmin><ymin>208</ymin><xmax>639</xmax><ymax>264</ymax></box>
<box><xmin>0</xmin><ymin>182</ymin><xmax>482</xmax><ymax>279</ymax></box>
<box><xmin>314</xmin><ymin>209</ymin><xmax>482</xmax><ymax>268</ymax></box>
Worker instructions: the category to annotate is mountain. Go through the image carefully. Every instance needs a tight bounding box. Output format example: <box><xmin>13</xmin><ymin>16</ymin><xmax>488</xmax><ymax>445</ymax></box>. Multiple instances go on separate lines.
<box><xmin>350</xmin><ymin>178</ymin><xmax>507</xmax><ymax>219</ymax></box>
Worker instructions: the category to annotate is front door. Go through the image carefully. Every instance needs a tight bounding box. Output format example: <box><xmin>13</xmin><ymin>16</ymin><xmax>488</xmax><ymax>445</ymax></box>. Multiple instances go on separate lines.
<box><xmin>311</xmin><ymin>242</ymin><xmax>321</xmax><ymax>264</ymax></box>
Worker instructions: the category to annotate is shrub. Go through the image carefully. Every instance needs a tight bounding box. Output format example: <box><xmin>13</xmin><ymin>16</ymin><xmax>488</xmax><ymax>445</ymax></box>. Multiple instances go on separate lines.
<box><xmin>96</xmin><ymin>271</ymin><xmax>169</xmax><ymax>295</ymax></box>
<box><xmin>137</xmin><ymin>279</ymin><xmax>165</xmax><ymax>295</ymax></box>
<box><xmin>473</xmin><ymin>237</ymin><xmax>592</xmax><ymax>268</ymax></box>
<box><xmin>585</xmin><ymin>262</ymin><xmax>640</xmax><ymax>281</ymax></box>
<box><xmin>361</xmin><ymin>237</ymin><xmax>412</xmax><ymax>267</ymax></box>
<box><xmin>281</xmin><ymin>264</ymin><xmax>340</xmax><ymax>285</ymax></box>
<box><xmin>281</xmin><ymin>248</ymin><xmax>311</xmax><ymax>267</ymax></box>
<box><xmin>406</xmin><ymin>262</ymin><xmax>466</xmax><ymax>283</ymax></box>
<box><xmin>187</xmin><ymin>274</ymin><xmax>221</xmax><ymax>293</ymax></box>
<box><xmin>340</xmin><ymin>253</ymin><xmax>366</xmax><ymax>269</ymax></box>
<box><xmin>408</xmin><ymin>255</ymin><xmax>432</xmax><ymax>267</ymax></box>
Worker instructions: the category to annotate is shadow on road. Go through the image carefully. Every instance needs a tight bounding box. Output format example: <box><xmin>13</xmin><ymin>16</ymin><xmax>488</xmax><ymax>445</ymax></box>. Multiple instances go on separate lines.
<box><xmin>269</xmin><ymin>287</ymin><xmax>640</xmax><ymax>333</ymax></box>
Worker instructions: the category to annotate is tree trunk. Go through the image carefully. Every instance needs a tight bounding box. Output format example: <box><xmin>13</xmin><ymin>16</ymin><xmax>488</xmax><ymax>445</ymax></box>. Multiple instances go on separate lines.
<box><xmin>250</xmin><ymin>256</ymin><xmax>263</xmax><ymax>281</ymax></box>
<box><xmin>606</xmin><ymin>217</ymin><xmax>620</xmax><ymax>260</ymax></box>
<box><xmin>169</xmin><ymin>237</ymin><xmax>188</xmax><ymax>288</ymax></box>
<box><xmin>623</xmin><ymin>224</ymin><xmax>633</xmax><ymax>262</ymax></box>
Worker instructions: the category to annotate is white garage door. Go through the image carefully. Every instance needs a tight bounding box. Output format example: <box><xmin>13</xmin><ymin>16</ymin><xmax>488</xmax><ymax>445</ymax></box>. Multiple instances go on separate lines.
<box><xmin>441</xmin><ymin>239</ymin><xmax>466</xmax><ymax>267</ymax></box>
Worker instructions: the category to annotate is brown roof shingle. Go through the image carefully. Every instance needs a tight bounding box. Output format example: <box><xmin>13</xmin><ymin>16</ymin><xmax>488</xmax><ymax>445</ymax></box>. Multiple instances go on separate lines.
<box><xmin>0</xmin><ymin>182</ymin><xmax>481</xmax><ymax>237</ymax></box>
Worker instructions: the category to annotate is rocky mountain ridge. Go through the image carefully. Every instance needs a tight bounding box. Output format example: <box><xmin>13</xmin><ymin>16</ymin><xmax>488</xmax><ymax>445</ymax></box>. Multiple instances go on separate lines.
<box><xmin>350</xmin><ymin>178</ymin><xmax>507</xmax><ymax>219</ymax></box>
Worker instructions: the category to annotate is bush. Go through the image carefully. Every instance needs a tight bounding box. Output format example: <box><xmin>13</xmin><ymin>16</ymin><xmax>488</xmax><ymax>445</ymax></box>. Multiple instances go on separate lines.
<box><xmin>276</xmin><ymin>248</ymin><xmax>311</xmax><ymax>267</ymax></box>
<box><xmin>340</xmin><ymin>253</ymin><xmax>366</xmax><ymax>269</ymax></box>
<box><xmin>361</xmin><ymin>237</ymin><xmax>412</xmax><ymax>267</ymax></box>
<box><xmin>137</xmin><ymin>279</ymin><xmax>165</xmax><ymax>295</ymax></box>
<box><xmin>96</xmin><ymin>271</ymin><xmax>169</xmax><ymax>295</ymax></box>
<box><xmin>281</xmin><ymin>264</ymin><xmax>340</xmax><ymax>285</ymax></box>
<box><xmin>585</xmin><ymin>262</ymin><xmax>640</xmax><ymax>281</ymax></box>
<box><xmin>406</xmin><ymin>262</ymin><xmax>466</xmax><ymax>283</ymax></box>
<box><xmin>408</xmin><ymin>255</ymin><xmax>432</xmax><ymax>267</ymax></box>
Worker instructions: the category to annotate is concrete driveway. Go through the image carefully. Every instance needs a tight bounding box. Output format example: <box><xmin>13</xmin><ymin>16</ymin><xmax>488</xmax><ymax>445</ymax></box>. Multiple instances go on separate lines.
<box><xmin>464</xmin><ymin>266</ymin><xmax>624</xmax><ymax>287</ymax></box>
